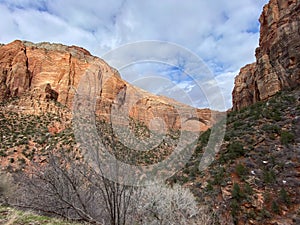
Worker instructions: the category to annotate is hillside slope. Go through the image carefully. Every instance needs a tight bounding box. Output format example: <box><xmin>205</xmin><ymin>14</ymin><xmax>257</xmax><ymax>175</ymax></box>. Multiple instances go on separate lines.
<box><xmin>175</xmin><ymin>88</ymin><xmax>300</xmax><ymax>224</ymax></box>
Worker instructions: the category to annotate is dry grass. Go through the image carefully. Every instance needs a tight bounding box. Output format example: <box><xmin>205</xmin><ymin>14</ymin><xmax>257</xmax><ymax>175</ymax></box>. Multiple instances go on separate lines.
<box><xmin>0</xmin><ymin>206</ymin><xmax>88</xmax><ymax>225</ymax></box>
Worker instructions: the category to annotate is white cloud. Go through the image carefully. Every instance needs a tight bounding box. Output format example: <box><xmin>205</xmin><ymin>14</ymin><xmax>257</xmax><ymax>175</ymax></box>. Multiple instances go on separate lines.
<box><xmin>215</xmin><ymin>71</ymin><xmax>237</xmax><ymax>109</ymax></box>
<box><xmin>0</xmin><ymin>0</ymin><xmax>269</xmax><ymax>109</ymax></box>
<box><xmin>0</xmin><ymin>5</ymin><xmax>20</xmax><ymax>43</ymax></box>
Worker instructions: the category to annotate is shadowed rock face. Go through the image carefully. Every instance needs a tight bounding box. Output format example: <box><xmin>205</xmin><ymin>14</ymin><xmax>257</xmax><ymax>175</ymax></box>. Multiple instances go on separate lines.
<box><xmin>232</xmin><ymin>0</ymin><xmax>300</xmax><ymax>111</ymax></box>
<box><xmin>0</xmin><ymin>40</ymin><xmax>215</xmax><ymax>132</ymax></box>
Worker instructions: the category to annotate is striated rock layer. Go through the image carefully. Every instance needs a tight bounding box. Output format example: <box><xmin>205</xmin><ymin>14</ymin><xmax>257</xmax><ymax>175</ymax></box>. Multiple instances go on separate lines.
<box><xmin>232</xmin><ymin>0</ymin><xmax>300</xmax><ymax>110</ymax></box>
<box><xmin>0</xmin><ymin>40</ymin><xmax>214</xmax><ymax>132</ymax></box>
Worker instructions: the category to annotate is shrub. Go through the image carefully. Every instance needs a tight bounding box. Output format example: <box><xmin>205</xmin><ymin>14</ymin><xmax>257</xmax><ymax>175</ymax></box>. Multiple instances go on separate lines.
<box><xmin>279</xmin><ymin>188</ymin><xmax>290</xmax><ymax>205</ymax></box>
<box><xmin>264</xmin><ymin>108</ymin><xmax>282</xmax><ymax>121</ymax></box>
<box><xmin>235</xmin><ymin>164</ymin><xmax>248</xmax><ymax>180</ymax></box>
<box><xmin>0</xmin><ymin>150</ymin><xmax>7</xmax><ymax>157</ymax></box>
<box><xmin>282</xmin><ymin>95</ymin><xmax>296</xmax><ymax>104</ymax></box>
<box><xmin>212</xmin><ymin>167</ymin><xmax>225</xmax><ymax>185</ymax></box>
<box><xmin>280</xmin><ymin>130</ymin><xmax>294</xmax><ymax>145</ymax></box>
<box><xmin>205</xmin><ymin>180</ymin><xmax>214</xmax><ymax>192</ymax></box>
<box><xmin>258</xmin><ymin>207</ymin><xmax>271</xmax><ymax>220</ymax></box>
<box><xmin>223</xmin><ymin>133</ymin><xmax>231</xmax><ymax>141</ymax></box>
<box><xmin>199</xmin><ymin>128</ymin><xmax>211</xmax><ymax>146</ymax></box>
<box><xmin>262</xmin><ymin>124</ymin><xmax>280</xmax><ymax>134</ymax></box>
<box><xmin>232</xmin><ymin>183</ymin><xmax>245</xmax><ymax>201</ymax></box>
<box><xmin>221</xmin><ymin>142</ymin><xmax>245</xmax><ymax>162</ymax></box>
<box><xmin>233</xmin><ymin>121</ymin><xmax>244</xmax><ymax>129</ymax></box>
<box><xmin>230</xmin><ymin>199</ymin><xmax>240</xmax><ymax>221</ymax></box>
<box><xmin>244</xmin><ymin>183</ymin><xmax>253</xmax><ymax>196</ymax></box>
<box><xmin>271</xmin><ymin>201</ymin><xmax>280</xmax><ymax>214</ymax></box>
<box><xmin>133</xmin><ymin>182</ymin><xmax>216</xmax><ymax>225</ymax></box>
<box><xmin>263</xmin><ymin>169</ymin><xmax>276</xmax><ymax>184</ymax></box>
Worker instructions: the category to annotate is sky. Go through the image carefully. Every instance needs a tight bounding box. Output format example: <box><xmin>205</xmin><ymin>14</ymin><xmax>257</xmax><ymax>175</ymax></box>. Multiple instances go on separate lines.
<box><xmin>0</xmin><ymin>0</ymin><xmax>269</xmax><ymax>110</ymax></box>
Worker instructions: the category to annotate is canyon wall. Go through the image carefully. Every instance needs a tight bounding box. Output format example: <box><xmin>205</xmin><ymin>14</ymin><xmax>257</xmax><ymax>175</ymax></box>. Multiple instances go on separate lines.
<box><xmin>0</xmin><ymin>40</ymin><xmax>213</xmax><ymax>132</ymax></box>
<box><xmin>232</xmin><ymin>0</ymin><xmax>300</xmax><ymax>110</ymax></box>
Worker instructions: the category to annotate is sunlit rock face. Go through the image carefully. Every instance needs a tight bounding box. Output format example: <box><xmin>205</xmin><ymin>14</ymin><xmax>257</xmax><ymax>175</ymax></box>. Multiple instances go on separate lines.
<box><xmin>232</xmin><ymin>0</ymin><xmax>300</xmax><ymax>111</ymax></box>
<box><xmin>0</xmin><ymin>40</ymin><xmax>215</xmax><ymax>132</ymax></box>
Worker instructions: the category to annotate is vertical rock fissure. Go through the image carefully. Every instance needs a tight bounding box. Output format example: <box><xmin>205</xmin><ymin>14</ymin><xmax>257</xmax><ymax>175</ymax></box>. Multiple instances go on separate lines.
<box><xmin>23</xmin><ymin>46</ymin><xmax>33</xmax><ymax>90</ymax></box>
<box><xmin>66</xmin><ymin>53</ymin><xmax>73</xmax><ymax>105</ymax></box>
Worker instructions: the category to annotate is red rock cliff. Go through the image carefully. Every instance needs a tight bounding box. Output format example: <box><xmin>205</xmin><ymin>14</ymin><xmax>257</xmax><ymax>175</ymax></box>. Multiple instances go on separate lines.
<box><xmin>0</xmin><ymin>40</ymin><xmax>213</xmax><ymax>132</ymax></box>
<box><xmin>232</xmin><ymin>0</ymin><xmax>300</xmax><ymax>110</ymax></box>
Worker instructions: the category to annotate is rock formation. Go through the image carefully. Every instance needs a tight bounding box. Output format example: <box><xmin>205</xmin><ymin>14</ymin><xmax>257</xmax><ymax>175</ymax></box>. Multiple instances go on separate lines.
<box><xmin>0</xmin><ymin>40</ymin><xmax>213</xmax><ymax>132</ymax></box>
<box><xmin>232</xmin><ymin>0</ymin><xmax>300</xmax><ymax>110</ymax></box>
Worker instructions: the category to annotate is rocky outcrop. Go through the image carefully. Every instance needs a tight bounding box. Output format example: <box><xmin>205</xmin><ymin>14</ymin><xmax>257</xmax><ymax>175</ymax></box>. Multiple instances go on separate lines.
<box><xmin>232</xmin><ymin>63</ymin><xmax>258</xmax><ymax>110</ymax></box>
<box><xmin>232</xmin><ymin>0</ymin><xmax>300</xmax><ymax>110</ymax></box>
<box><xmin>0</xmin><ymin>40</ymin><xmax>213</xmax><ymax>132</ymax></box>
<box><xmin>45</xmin><ymin>84</ymin><xmax>58</xmax><ymax>101</ymax></box>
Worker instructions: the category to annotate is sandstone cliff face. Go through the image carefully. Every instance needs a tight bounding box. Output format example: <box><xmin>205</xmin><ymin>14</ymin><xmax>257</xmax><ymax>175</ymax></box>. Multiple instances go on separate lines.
<box><xmin>233</xmin><ymin>0</ymin><xmax>300</xmax><ymax>110</ymax></box>
<box><xmin>0</xmin><ymin>40</ymin><xmax>213</xmax><ymax>132</ymax></box>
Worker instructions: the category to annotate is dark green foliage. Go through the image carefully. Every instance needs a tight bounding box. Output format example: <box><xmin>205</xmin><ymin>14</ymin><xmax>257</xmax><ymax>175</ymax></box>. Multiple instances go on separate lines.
<box><xmin>230</xmin><ymin>199</ymin><xmax>239</xmax><ymax>218</ymax></box>
<box><xmin>263</xmin><ymin>169</ymin><xmax>276</xmax><ymax>184</ymax></box>
<box><xmin>280</xmin><ymin>130</ymin><xmax>295</xmax><ymax>145</ymax></box>
<box><xmin>0</xmin><ymin>150</ymin><xmax>7</xmax><ymax>157</ymax></box>
<box><xmin>220</xmin><ymin>142</ymin><xmax>245</xmax><ymax>162</ymax></box>
<box><xmin>199</xmin><ymin>128</ymin><xmax>211</xmax><ymax>146</ymax></box>
<box><xmin>194</xmin><ymin>129</ymin><xmax>211</xmax><ymax>154</ymax></box>
<box><xmin>244</xmin><ymin>183</ymin><xmax>253</xmax><ymax>197</ymax></box>
<box><xmin>228</xmin><ymin>142</ymin><xmax>244</xmax><ymax>157</ymax></box>
<box><xmin>279</xmin><ymin>188</ymin><xmax>290</xmax><ymax>205</ymax></box>
<box><xmin>271</xmin><ymin>201</ymin><xmax>280</xmax><ymax>214</ymax></box>
<box><xmin>223</xmin><ymin>132</ymin><xmax>231</xmax><ymax>141</ymax></box>
<box><xmin>205</xmin><ymin>180</ymin><xmax>214</xmax><ymax>192</ymax></box>
<box><xmin>262</xmin><ymin>124</ymin><xmax>280</xmax><ymax>134</ymax></box>
<box><xmin>281</xmin><ymin>94</ymin><xmax>296</xmax><ymax>104</ymax></box>
<box><xmin>258</xmin><ymin>208</ymin><xmax>271</xmax><ymax>220</ymax></box>
<box><xmin>212</xmin><ymin>167</ymin><xmax>225</xmax><ymax>185</ymax></box>
<box><xmin>232</xmin><ymin>183</ymin><xmax>245</xmax><ymax>201</ymax></box>
<box><xmin>230</xmin><ymin>183</ymin><xmax>255</xmax><ymax>222</ymax></box>
<box><xmin>264</xmin><ymin>108</ymin><xmax>282</xmax><ymax>121</ymax></box>
<box><xmin>233</xmin><ymin>121</ymin><xmax>244</xmax><ymax>129</ymax></box>
<box><xmin>235</xmin><ymin>164</ymin><xmax>248</xmax><ymax>180</ymax></box>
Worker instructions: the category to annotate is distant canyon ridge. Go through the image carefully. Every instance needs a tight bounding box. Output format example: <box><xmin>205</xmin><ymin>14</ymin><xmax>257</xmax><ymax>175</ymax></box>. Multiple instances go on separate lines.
<box><xmin>0</xmin><ymin>40</ymin><xmax>213</xmax><ymax>132</ymax></box>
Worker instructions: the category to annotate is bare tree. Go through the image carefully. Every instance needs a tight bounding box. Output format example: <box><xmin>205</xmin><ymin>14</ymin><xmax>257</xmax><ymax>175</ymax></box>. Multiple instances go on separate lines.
<box><xmin>12</xmin><ymin>149</ymin><xmax>135</xmax><ymax>225</ymax></box>
<box><xmin>10</xmin><ymin>150</ymin><xmax>216</xmax><ymax>225</ymax></box>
